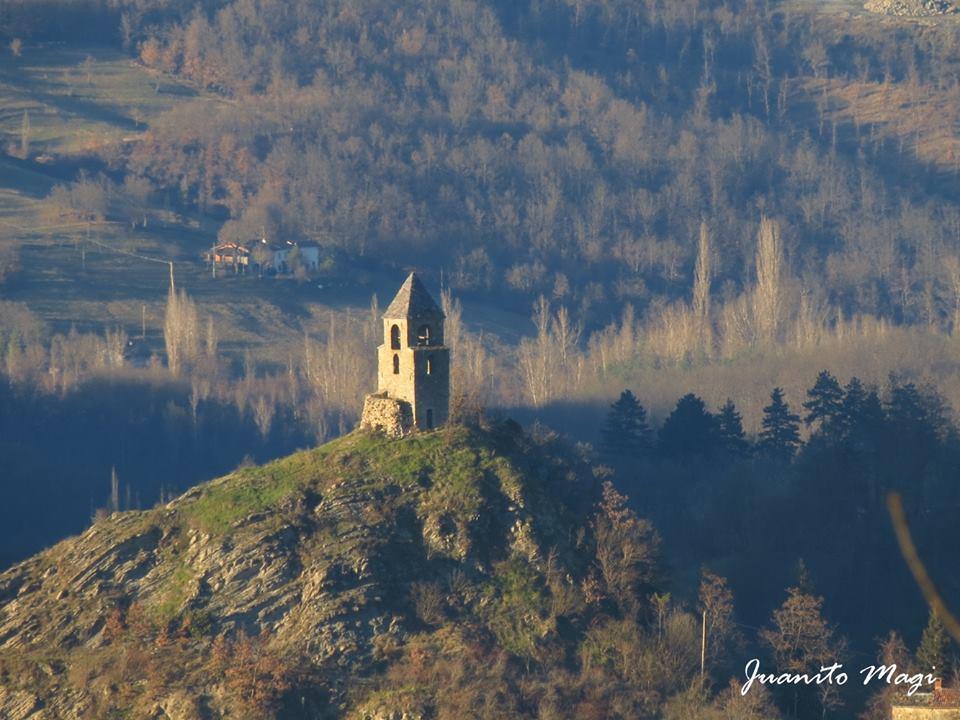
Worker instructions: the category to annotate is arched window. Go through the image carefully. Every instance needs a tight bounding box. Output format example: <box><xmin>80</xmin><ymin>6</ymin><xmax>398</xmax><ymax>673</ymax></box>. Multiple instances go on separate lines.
<box><xmin>390</xmin><ymin>324</ymin><xmax>401</xmax><ymax>350</ymax></box>
<box><xmin>417</xmin><ymin>324</ymin><xmax>432</xmax><ymax>346</ymax></box>
<box><xmin>426</xmin><ymin>354</ymin><xmax>434</xmax><ymax>375</ymax></box>
<box><xmin>426</xmin><ymin>409</ymin><xmax>434</xmax><ymax>429</ymax></box>
<box><xmin>392</xmin><ymin>354</ymin><xmax>400</xmax><ymax>374</ymax></box>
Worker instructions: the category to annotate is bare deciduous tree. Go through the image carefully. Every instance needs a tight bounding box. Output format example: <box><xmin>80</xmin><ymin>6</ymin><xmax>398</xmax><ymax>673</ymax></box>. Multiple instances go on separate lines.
<box><xmin>693</xmin><ymin>220</ymin><xmax>713</xmax><ymax>352</ymax></box>
<box><xmin>761</xmin><ymin>586</ymin><xmax>847</xmax><ymax>717</ymax></box>
<box><xmin>753</xmin><ymin>216</ymin><xmax>784</xmax><ymax>346</ymax></box>
<box><xmin>163</xmin><ymin>286</ymin><xmax>200</xmax><ymax>376</ymax></box>
<box><xmin>20</xmin><ymin>110</ymin><xmax>30</xmax><ymax>159</ymax></box>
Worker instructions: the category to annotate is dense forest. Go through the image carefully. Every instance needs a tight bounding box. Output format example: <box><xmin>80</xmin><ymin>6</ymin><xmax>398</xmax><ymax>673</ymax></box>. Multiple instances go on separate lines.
<box><xmin>597</xmin><ymin>372</ymin><xmax>960</xmax><ymax>647</ymax></box>
<box><xmin>6</xmin><ymin>0</ymin><xmax>960</xmax><ymax>328</ymax></box>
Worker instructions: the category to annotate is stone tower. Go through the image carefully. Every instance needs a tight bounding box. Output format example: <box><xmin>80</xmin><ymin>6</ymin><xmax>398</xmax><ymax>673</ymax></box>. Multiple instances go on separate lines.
<box><xmin>360</xmin><ymin>272</ymin><xmax>450</xmax><ymax>436</ymax></box>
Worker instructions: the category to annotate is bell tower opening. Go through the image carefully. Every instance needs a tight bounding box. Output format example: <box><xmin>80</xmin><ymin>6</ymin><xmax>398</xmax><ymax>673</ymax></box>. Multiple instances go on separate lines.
<box><xmin>417</xmin><ymin>324</ymin><xmax>432</xmax><ymax>346</ymax></box>
<box><xmin>390</xmin><ymin>324</ymin><xmax>401</xmax><ymax>350</ymax></box>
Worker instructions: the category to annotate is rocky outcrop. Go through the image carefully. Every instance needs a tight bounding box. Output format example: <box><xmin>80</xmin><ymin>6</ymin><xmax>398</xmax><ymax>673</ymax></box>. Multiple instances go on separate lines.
<box><xmin>0</xmin><ymin>688</ymin><xmax>41</xmax><ymax>720</ymax></box>
<box><xmin>864</xmin><ymin>0</ymin><xmax>956</xmax><ymax>15</ymax></box>
<box><xmin>0</xmin><ymin>423</ymin><xmax>581</xmax><ymax>719</ymax></box>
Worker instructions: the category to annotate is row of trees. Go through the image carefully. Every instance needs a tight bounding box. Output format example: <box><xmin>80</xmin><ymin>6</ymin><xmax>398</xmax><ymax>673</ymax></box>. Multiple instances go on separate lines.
<box><xmin>598</xmin><ymin>369</ymin><xmax>925</xmax><ymax>465</ymax></box>
<box><xmin>600</xmin><ymin>386</ymin><xmax>800</xmax><ymax>462</ymax></box>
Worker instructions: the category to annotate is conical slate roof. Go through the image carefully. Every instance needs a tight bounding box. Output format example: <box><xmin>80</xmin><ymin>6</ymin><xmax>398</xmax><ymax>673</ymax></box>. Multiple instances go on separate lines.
<box><xmin>383</xmin><ymin>272</ymin><xmax>444</xmax><ymax>320</ymax></box>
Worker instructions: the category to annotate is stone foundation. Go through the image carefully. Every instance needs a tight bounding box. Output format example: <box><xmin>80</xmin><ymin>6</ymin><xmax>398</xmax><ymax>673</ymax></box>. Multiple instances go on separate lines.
<box><xmin>360</xmin><ymin>393</ymin><xmax>413</xmax><ymax>438</ymax></box>
<box><xmin>892</xmin><ymin>708</ymin><xmax>960</xmax><ymax>719</ymax></box>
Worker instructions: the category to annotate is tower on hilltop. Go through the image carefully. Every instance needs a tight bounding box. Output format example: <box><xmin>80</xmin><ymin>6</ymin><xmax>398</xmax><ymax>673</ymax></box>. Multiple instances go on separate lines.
<box><xmin>360</xmin><ymin>272</ymin><xmax>450</xmax><ymax>436</ymax></box>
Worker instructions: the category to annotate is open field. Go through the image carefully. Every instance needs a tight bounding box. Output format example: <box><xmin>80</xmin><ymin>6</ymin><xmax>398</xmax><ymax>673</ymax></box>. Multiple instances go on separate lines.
<box><xmin>0</xmin><ymin>43</ymin><xmax>218</xmax><ymax>159</ymax></box>
<box><xmin>785</xmin><ymin>0</ymin><xmax>960</xmax><ymax>24</ymax></box>
<box><xmin>778</xmin><ymin>0</ymin><xmax>960</xmax><ymax>180</ymax></box>
<box><xmin>0</xmin><ymin>44</ymin><xmax>535</xmax><ymax>368</ymax></box>
<box><xmin>805</xmin><ymin>76</ymin><xmax>960</xmax><ymax>175</ymax></box>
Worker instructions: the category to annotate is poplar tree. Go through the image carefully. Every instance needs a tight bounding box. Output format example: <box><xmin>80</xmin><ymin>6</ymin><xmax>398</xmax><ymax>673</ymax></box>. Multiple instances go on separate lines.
<box><xmin>753</xmin><ymin>216</ymin><xmax>784</xmax><ymax>346</ymax></box>
<box><xmin>20</xmin><ymin>110</ymin><xmax>30</xmax><ymax>159</ymax></box>
<box><xmin>693</xmin><ymin>220</ymin><xmax>712</xmax><ymax>350</ymax></box>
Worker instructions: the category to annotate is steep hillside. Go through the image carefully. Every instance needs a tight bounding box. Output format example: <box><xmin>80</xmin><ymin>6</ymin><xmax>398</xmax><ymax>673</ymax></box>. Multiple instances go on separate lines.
<box><xmin>0</xmin><ymin>422</ymin><xmax>617</xmax><ymax>719</ymax></box>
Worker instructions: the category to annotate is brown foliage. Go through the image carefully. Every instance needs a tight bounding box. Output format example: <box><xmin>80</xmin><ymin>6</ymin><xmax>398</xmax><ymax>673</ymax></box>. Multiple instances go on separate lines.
<box><xmin>592</xmin><ymin>481</ymin><xmax>660</xmax><ymax>617</ymax></box>
<box><xmin>216</xmin><ymin>630</ymin><xmax>292</xmax><ymax>719</ymax></box>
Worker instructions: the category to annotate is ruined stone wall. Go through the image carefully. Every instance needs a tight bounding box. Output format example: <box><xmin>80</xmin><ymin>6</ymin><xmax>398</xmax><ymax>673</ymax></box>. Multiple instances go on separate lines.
<box><xmin>360</xmin><ymin>394</ymin><xmax>413</xmax><ymax>438</ymax></box>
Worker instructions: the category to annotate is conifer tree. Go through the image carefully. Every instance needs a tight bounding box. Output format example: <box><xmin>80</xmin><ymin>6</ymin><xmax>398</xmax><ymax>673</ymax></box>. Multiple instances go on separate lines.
<box><xmin>600</xmin><ymin>389</ymin><xmax>652</xmax><ymax>457</ymax></box>
<box><xmin>717</xmin><ymin>399</ymin><xmax>750</xmax><ymax>457</ymax></box>
<box><xmin>916</xmin><ymin>609</ymin><xmax>950</xmax><ymax>676</ymax></box>
<box><xmin>658</xmin><ymin>393</ymin><xmax>721</xmax><ymax>460</ymax></box>
<box><xmin>758</xmin><ymin>387</ymin><xmax>801</xmax><ymax>461</ymax></box>
<box><xmin>838</xmin><ymin>377</ymin><xmax>867</xmax><ymax>433</ymax></box>
<box><xmin>803</xmin><ymin>370</ymin><xmax>843</xmax><ymax>427</ymax></box>
<box><xmin>845</xmin><ymin>388</ymin><xmax>886</xmax><ymax>459</ymax></box>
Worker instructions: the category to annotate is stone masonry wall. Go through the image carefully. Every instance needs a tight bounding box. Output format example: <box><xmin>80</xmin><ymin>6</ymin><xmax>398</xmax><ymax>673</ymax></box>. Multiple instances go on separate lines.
<box><xmin>892</xmin><ymin>707</ymin><xmax>960</xmax><ymax>719</ymax></box>
<box><xmin>360</xmin><ymin>393</ymin><xmax>413</xmax><ymax>438</ymax></box>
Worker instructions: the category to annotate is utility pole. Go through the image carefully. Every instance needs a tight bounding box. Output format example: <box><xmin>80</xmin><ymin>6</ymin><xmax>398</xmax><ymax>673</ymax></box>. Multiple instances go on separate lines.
<box><xmin>141</xmin><ymin>304</ymin><xmax>146</xmax><ymax>339</ymax></box>
<box><xmin>110</xmin><ymin>467</ymin><xmax>120</xmax><ymax>514</ymax></box>
<box><xmin>700</xmin><ymin>609</ymin><xmax>707</xmax><ymax>677</ymax></box>
<box><xmin>168</xmin><ymin>261</ymin><xmax>175</xmax><ymax>291</ymax></box>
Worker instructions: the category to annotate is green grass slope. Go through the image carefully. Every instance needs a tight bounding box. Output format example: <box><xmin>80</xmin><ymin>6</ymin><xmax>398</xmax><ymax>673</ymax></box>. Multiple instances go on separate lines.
<box><xmin>0</xmin><ymin>421</ymin><xmax>602</xmax><ymax>719</ymax></box>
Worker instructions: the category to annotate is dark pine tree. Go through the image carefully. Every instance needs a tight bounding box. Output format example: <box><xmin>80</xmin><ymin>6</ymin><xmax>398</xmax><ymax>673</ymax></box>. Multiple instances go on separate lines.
<box><xmin>658</xmin><ymin>393</ymin><xmax>721</xmax><ymax>460</ymax></box>
<box><xmin>843</xmin><ymin>387</ymin><xmax>886</xmax><ymax>450</ymax></box>
<box><xmin>758</xmin><ymin>387</ymin><xmax>801</xmax><ymax>462</ymax></box>
<box><xmin>600</xmin><ymin>389</ymin><xmax>652</xmax><ymax>458</ymax></box>
<box><xmin>717</xmin><ymin>399</ymin><xmax>750</xmax><ymax>458</ymax></box>
<box><xmin>837</xmin><ymin>377</ymin><xmax>867</xmax><ymax>435</ymax></box>
<box><xmin>802</xmin><ymin>370</ymin><xmax>844</xmax><ymax>428</ymax></box>
<box><xmin>886</xmin><ymin>380</ymin><xmax>948</xmax><ymax>443</ymax></box>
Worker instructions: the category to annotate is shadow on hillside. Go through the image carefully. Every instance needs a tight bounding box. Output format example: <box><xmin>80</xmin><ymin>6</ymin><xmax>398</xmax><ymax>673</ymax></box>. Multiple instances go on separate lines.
<box><xmin>0</xmin><ymin>376</ymin><xmax>313</xmax><ymax>570</ymax></box>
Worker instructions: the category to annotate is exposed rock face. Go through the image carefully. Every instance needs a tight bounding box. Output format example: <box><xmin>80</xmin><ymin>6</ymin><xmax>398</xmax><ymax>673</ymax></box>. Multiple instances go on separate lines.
<box><xmin>864</xmin><ymin>0</ymin><xmax>956</xmax><ymax>15</ymax></box>
<box><xmin>0</xmin><ymin>423</ymin><xmax>583</xmax><ymax>719</ymax></box>
<box><xmin>360</xmin><ymin>393</ymin><xmax>413</xmax><ymax>437</ymax></box>
<box><xmin>0</xmin><ymin>688</ymin><xmax>40</xmax><ymax>720</ymax></box>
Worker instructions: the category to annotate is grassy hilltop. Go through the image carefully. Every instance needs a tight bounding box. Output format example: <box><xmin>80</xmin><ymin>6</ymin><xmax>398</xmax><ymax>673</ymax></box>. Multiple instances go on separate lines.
<box><xmin>0</xmin><ymin>422</ymin><xmax>663</xmax><ymax>719</ymax></box>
